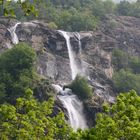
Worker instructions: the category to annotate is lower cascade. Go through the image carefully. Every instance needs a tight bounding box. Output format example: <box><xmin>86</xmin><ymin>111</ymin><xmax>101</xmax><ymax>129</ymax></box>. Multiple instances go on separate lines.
<box><xmin>52</xmin><ymin>84</ymin><xmax>88</xmax><ymax>130</ymax></box>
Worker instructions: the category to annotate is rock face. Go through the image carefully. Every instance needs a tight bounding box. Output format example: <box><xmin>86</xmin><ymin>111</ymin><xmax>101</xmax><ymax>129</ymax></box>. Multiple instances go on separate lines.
<box><xmin>0</xmin><ymin>15</ymin><xmax>140</xmax><ymax>126</ymax></box>
<box><xmin>0</xmin><ymin>15</ymin><xmax>140</xmax><ymax>95</ymax></box>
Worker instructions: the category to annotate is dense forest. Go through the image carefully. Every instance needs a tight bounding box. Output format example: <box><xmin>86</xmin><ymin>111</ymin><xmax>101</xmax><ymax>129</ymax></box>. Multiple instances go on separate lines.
<box><xmin>0</xmin><ymin>0</ymin><xmax>140</xmax><ymax>139</ymax></box>
<box><xmin>0</xmin><ymin>0</ymin><xmax>140</xmax><ymax>31</ymax></box>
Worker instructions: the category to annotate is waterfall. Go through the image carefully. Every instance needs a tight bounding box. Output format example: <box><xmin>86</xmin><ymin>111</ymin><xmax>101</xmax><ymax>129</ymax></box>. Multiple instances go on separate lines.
<box><xmin>52</xmin><ymin>31</ymin><xmax>88</xmax><ymax>130</ymax></box>
<box><xmin>52</xmin><ymin>84</ymin><xmax>88</xmax><ymax>130</ymax></box>
<box><xmin>58</xmin><ymin>93</ymin><xmax>88</xmax><ymax>130</ymax></box>
<box><xmin>76</xmin><ymin>33</ymin><xmax>86</xmax><ymax>76</ymax></box>
<box><xmin>8</xmin><ymin>22</ymin><xmax>21</xmax><ymax>44</ymax></box>
<box><xmin>58</xmin><ymin>30</ymin><xmax>79</xmax><ymax>80</ymax></box>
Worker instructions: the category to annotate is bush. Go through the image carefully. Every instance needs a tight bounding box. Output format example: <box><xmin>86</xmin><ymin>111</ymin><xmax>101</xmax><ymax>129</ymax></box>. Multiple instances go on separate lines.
<box><xmin>68</xmin><ymin>75</ymin><xmax>93</xmax><ymax>100</ymax></box>
<box><xmin>113</xmin><ymin>69</ymin><xmax>140</xmax><ymax>94</ymax></box>
<box><xmin>129</xmin><ymin>56</ymin><xmax>140</xmax><ymax>74</ymax></box>
<box><xmin>112</xmin><ymin>48</ymin><xmax>129</xmax><ymax>70</ymax></box>
<box><xmin>47</xmin><ymin>22</ymin><xmax>58</xmax><ymax>30</ymax></box>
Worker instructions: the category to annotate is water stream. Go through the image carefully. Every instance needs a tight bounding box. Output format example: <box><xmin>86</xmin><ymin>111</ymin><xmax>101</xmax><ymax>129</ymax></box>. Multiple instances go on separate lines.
<box><xmin>52</xmin><ymin>31</ymin><xmax>88</xmax><ymax>130</ymax></box>
<box><xmin>58</xmin><ymin>30</ymin><xmax>79</xmax><ymax>80</ymax></box>
<box><xmin>8</xmin><ymin>22</ymin><xmax>21</xmax><ymax>44</ymax></box>
<box><xmin>52</xmin><ymin>84</ymin><xmax>88</xmax><ymax>130</ymax></box>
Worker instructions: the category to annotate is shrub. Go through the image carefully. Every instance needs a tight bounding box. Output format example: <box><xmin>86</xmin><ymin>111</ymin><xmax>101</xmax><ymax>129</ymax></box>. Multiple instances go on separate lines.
<box><xmin>112</xmin><ymin>48</ymin><xmax>129</xmax><ymax>70</ymax></box>
<box><xmin>129</xmin><ymin>56</ymin><xmax>140</xmax><ymax>74</ymax></box>
<box><xmin>113</xmin><ymin>69</ymin><xmax>140</xmax><ymax>94</ymax></box>
<box><xmin>68</xmin><ymin>75</ymin><xmax>93</xmax><ymax>100</ymax></box>
<box><xmin>47</xmin><ymin>22</ymin><xmax>58</xmax><ymax>30</ymax></box>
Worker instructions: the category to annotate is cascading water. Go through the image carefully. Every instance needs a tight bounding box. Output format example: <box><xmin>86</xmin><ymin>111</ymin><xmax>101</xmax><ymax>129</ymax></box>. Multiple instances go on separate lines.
<box><xmin>76</xmin><ymin>33</ymin><xmax>86</xmax><ymax>76</ymax></box>
<box><xmin>52</xmin><ymin>31</ymin><xmax>88</xmax><ymax>130</ymax></box>
<box><xmin>58</xmin><ymin>30</ymin><xmax>79</xmax><ymax>80</ymax></box>
<box><xmin>8</xmin><ymin>22</ymin><xmax>21</xmax><ymax>44</ymax></box>
<box><xmin>52</xmin><ymin>84</ymin><xmax>88</xmax><ymax>130</ymax></box>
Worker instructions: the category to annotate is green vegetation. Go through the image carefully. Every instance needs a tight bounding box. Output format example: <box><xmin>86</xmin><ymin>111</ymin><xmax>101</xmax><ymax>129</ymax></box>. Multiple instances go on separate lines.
<box><xmin>0</xmin><ymin>0</ymin><xmax>139</xmax><ymax>31</ymax></box>
<box><xmin>0</xmin><ymin>0</ymin><xmax>39</xmax><ymax>17</ymax></box>
<box><xmin>112</xmin><ymin>48</ymin><xmax>129</xmax><ymax>70</ymax></box>
<box><xmin>68</xmin><ymin>75</ymin><xmax>93</xmax><ymax>100</ymax></box>
<box><xmin>0</xmin><ymin>44</ymin><xmax>139</xmax><ymax>139</ymax></box>
<box><xmin>129</xmin><ymin>56</ymin><xmax>140</xmax><ymax>74</ymax></box>
<box><xmin>0</xmin><ymin>43</ymin><xmax>36</xmax><ymax>103</ymax></box>
<box><xmin>0</xmin><ymin>89</ymin><xmax>71</xmax><ymax>139</ymax></box>
<box><xmin>117</xmin><ymin>0</ymin><xmax>140</xmax><ymax>18</ymax></box>
<box><xmin>112</xmin><ymin>48</ymin><xmax>140</xmax><ymax>94</ymax></box>
<box><xmin>113</xmin><ymin>69</ymin><xmax>140</xmax><ymax>94</ymax></box>
<box><xmin>70</xmin><ymin>90</ymin><xmax>140</xmax><ymax>140</ymax></box>
<box><xmin>0</xmin><ymin>1</ymin><xmax>140</xmax><ymax>139</ymax></box>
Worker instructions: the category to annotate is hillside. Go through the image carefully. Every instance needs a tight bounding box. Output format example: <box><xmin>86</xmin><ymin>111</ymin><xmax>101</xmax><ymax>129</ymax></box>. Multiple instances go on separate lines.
<box><xmin>0</xmin><ymin>15</ymin><xmax>140</xmax><ymax>126</ymax></box>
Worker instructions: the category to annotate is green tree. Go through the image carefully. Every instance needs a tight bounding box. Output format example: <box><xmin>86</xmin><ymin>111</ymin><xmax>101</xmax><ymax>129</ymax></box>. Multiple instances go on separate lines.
<box><xmin>116</xmin><ymin>1</ymin><xmax>131</xmax><ymax>16</ymax></box>
<box><xmin>0</xmin><ymin>89</ymin><xmax>72</xmax><ymax>139</ymax></box>
<box><xmin>112</xmin><ymin>48</ymin><xmax>129</xmax><ymax>70</ymax></box>
<box><xmin>94</xmin><ymin>90</ymin><xmax>140</xmax><ymax>140</ymax></box>
<box><xmin>0</xmin><ymin>0</ymin><xmax>39</xmax><ymax>17</ymax></box>
<box><xmin>129</xmin><ymin>56</ymin><xmax>140</xmax><ymax>74</ymax></box>
<box><xmin>113</xmin><ymin>69</ymin><xmax>140</xmax><ymax>94</ymax></box>
<box><xmin>0</xmin><ymin>43</ymin><xmax>36</xmax><ymax>103</ymax></box>
<box><xmin>67</xmin><ymin>75</ymin><xmax>93</xmax><ymax>100</ymax></box>
<box><xmin>70</xmin><ymin>90</ymin><xmax>140</xmax><ymax>140</ymax></box>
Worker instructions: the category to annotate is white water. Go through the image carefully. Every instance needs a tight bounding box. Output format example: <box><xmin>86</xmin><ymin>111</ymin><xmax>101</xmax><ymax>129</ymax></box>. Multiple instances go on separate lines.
<box><xmin>56</xmin><ymin>31</ymin><xmax>88</xmax><ymax>130</ymax></box>
<box><xmin>58</xmin><ymin>93</ymin><xmax>88</xmax><ymax>130</ymax></box>
<box><xmin>76</xmin><ymin>33</ymin><xmax>86</xmax><ymax>76</ymax></box>
<box><xmin>52</xmin><ymin>84</ymin><xmax>88</xmax><ymax>130</ymax></box>
<box><xmin>58</xmin><ymin>30</ymin><xmax>79</xmax><ymax>80</ymax></box>
<box><xmin>8</xmin><ymin>22</ymin><xmax>21</xmax><ymax>44</ymax></box>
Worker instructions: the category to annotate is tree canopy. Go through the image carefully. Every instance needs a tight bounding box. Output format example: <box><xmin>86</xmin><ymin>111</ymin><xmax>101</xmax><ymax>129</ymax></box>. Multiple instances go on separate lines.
<box><xmin>0</xmin><ymin>43</ymin><xmax>36</xmax><ymax>103</ymax></box>
<box><xmin>0</xmin><ymin>89</ymin><xmax>71</xmax><ymax>140</ymax></box>
<box><xmin>69</xmin><ymin>90</ymin><xmax>140</xmax><ymax>140</ymax></box>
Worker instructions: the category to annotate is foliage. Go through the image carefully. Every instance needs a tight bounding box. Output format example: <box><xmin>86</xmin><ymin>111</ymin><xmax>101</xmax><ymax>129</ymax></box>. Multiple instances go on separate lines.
<box><xmin>116</xmin><ymin>0</ymin><xmax>140</xmax><ymax>18</ymax></box>
<box><xmin>0</xmin><ymin>43</ymin><xmax>36</xmax><ymax>103</ymax></box>
<box><xmin>69</xmin><ymin>90</ymin><xmax>140</xmax><ymax>140</ymax></box>
<box><xmin>0</xmin><ymin>0</ymin><xmax>39</xmax><ymax>17</ymax></box>
<box><xmin>1</xmin><ymin>0</ymin><xmax>140</xmax><ymax>31</ymax></box>
<box><xmin>68</xmin><ymin>75</ymin><xmax>93</xmax><ymax>100</ymax></box>
<box><xmin>112</xmin><ymin>48</ymin><xmax>140</xmax><ymax>94</ymax></box>
<box><xmin>112</xmin><ymin>48</ymin><xmax>129</xmax><ymax>70</ymax></box>
<box><xmin>47</xmin><ymin>22</ymin><xmax>58</xmax><ymax>30</ymax></box>
<box><xmin>113</xmin><ymin>69</ymin><xmax>140</xmax><ymax>95</ymax></box>
<box><xmin>129</xmin><ymin>56</ymin><xmax>140</xmax><ymax>74</ymax></box>
<box><xmin>0</xmin><ymin>0</ymin><xmax>140</xmax><ymax>31</ymax></box>
<box><xmin>0</xmin><ymin>89</ymin><xmax>72</xmax><ymax>139</ymax></box>
<box><xmin>94</xmin><ymin>90</ymin><xmax>140</xmax><ymax>140</ymax></box>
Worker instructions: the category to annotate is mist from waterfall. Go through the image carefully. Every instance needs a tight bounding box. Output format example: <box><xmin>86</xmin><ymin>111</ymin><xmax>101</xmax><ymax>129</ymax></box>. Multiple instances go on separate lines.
<box><xmin>52</xmin><ymin>84</ymin><xmax>88</xmax><ymax>130</ymax></box>
<box><xmin>76</xmin><ymin>33</ymin><xmax>86</xmax><ymax>76</ymax></box>
<box><xmin>58</xmin><ymin>30</ymin><xmax>79</xmax><ymax>80</ymax></box>
<box><xmin>8</xmin><ymin>22</ymin><xmax>21</xmax><ymax>45</ymax></box>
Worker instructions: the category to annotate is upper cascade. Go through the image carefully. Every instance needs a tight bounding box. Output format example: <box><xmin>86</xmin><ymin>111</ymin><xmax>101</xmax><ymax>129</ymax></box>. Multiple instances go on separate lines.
<box><xmin>58</xmin><ymin>30</ymin><xmax>80</xmax><ymax>80</ymax></box>
<box><xmin>8</xmin><ymin>22</ymin><xmax>21</xmax><ymax>45</ymax></box>
<box><xmin>75</xmin><ymin>32</ymin><xmax>85</xmax><ymax>76</ymax></box>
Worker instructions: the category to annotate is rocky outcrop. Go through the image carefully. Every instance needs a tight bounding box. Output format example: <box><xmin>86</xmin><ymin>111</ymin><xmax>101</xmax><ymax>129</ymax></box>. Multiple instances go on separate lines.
<box><xmin>0</xmin><ymin>15</ymin><xmax>140</xmax><ymax>95</ymax></box>
<box><xmin>0</xmin><ymin>15</ymin><xmax>140</xmax><ymax>126</ymax></box>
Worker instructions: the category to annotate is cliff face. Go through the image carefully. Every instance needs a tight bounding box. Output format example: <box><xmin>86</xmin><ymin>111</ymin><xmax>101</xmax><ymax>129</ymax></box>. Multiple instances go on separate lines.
<box><xmin>0</xmin><ymin>16</ymin><xmax>140</xmax><ymax>98</ymax></box>
<box><xmin>0</xmin><ymin>15</ymin><xmax>140</xmax><ymax>126</ymax></box>
<box><xmin>0</xmin><ymin>16</ymin><xmax>140</xmax><ymax>124</ymax></box>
